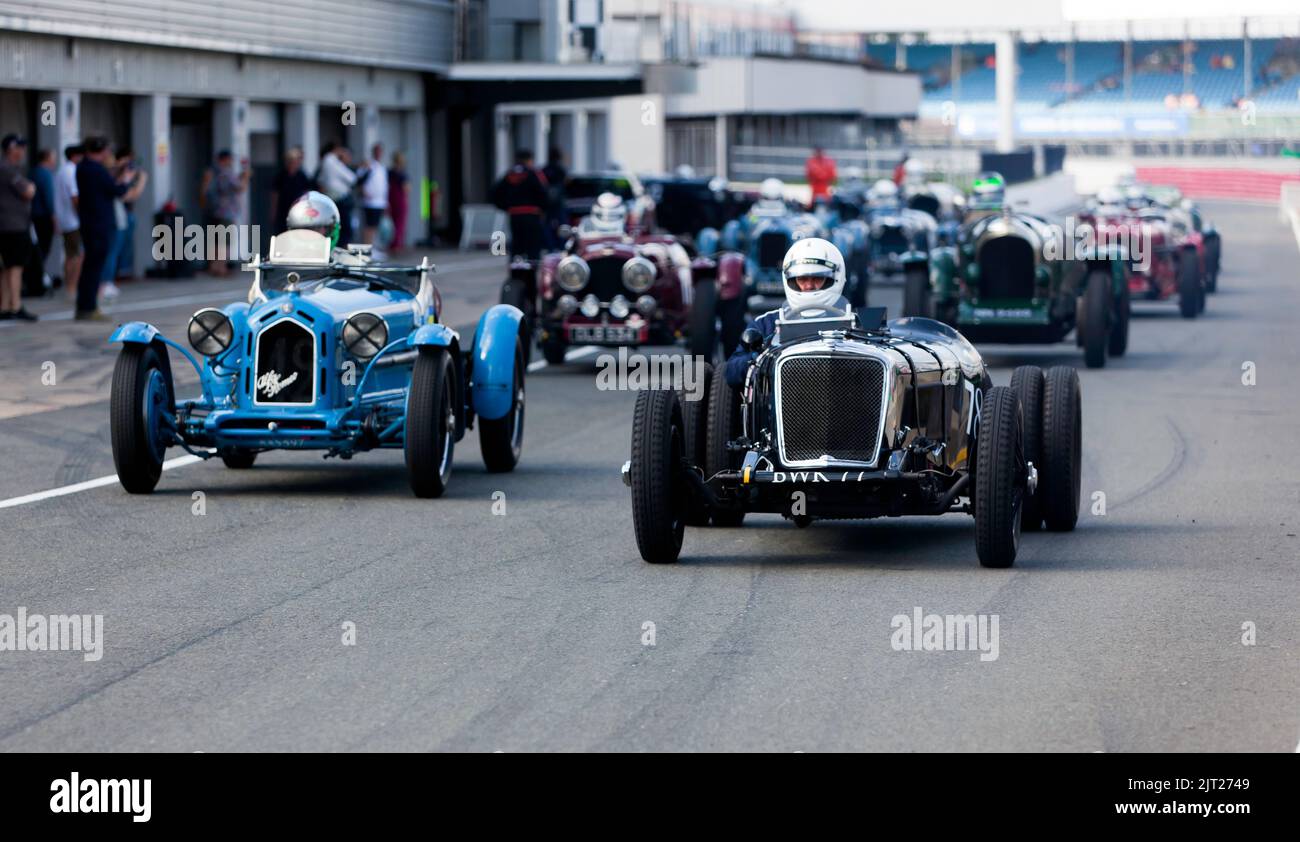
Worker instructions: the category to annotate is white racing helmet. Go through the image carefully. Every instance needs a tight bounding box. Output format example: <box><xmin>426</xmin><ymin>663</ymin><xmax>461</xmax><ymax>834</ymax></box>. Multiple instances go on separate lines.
<box><xmin>588</xmin><ymin>192</ymin><xmax>628</xmax><ymax>234</ymax></box>
<box><xmin>868</xmin><ymin>179</ymin><xmax>899</xmax><ymax>204</ymax></box>
<box><xmin>286</xmin><ymin>191</ymin><xmax>341</xmax><ymax>249</ymax></box>
<box><xmin>782</xmin><ymin>237</ymin><xmax>847</xmax><ymax>313</ymax></box>
<box><xmin>843</xmin><ymin>165</ymin><xmax>865</xmax><ymax>181</ymax></box>
<box><xmin>760</xmin><ymin>178</ymin><xmax>786</xmax><ymax>201</ymax></box>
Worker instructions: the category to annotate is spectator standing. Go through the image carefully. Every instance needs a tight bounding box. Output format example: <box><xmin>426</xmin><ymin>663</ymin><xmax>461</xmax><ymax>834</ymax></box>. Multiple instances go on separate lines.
<box><xmin>805</xmin><ymin>145</ymin><xmax>837</xmax><ymax>204</ymax></box>
<box><xmin>75</xmin><ymin>136</ymin><xmax>147</xmax><ymax>320</ymax></box>
<box><xmin>542</xmin><ymin>146</ymin><xmax>568</xmax><ymax>249</ymax></box>
<box><xmin>198</xmin><ymin>150</ymin><xmax>248</xmax><ymax>277</ymax></box>
<box><xmin>98</xmin><ymin>147</ymin><xmax>126</xmax><ymax>300</ymax></box>
<box><xmin>358</xmin><ymin>143</ymin><xmax>388</xmax><ymax>246</ymax></box>
<box><xmin>387</xmin><ymin>150</ymin><xmax>410</xmax><ymax>251</ymax></box>
<box><xmin>0</xmin><ymin>134</ymin><xmax>37</xmax><ymax>321</ymax></box>
<box><xmin>54</xmin><ymin>143</ymin><xmax>83</xmax><ymax>301</ymax></box>
<box><xmin>270</xmin><ymin>147</ymin><xmax>311</xmax><ymax>233</ymax></box>
<box><xmin>317</xmin><ymin>142</ymin><xmax>357</xmax><ymax>247</ymax></box>
<box><xmin>29</xmin><ymin>148</ymin><xmax>56</xmax><ymax>273</ymax></box>
<box><xmin>489</xmin><ymin>149</ymin><xmax>549</xmax><ymax>261</ymax></box>
<box><xmin>111</xmin><ymin>146</ymin><xmax>139</xmax><ymax>282</ymax></box>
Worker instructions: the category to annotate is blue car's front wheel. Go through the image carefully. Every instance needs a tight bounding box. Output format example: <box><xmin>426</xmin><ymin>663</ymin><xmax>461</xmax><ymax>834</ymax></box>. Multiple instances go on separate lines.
<box><xmin>110</xmin><ymin>344</ymin><xmax>171</xmax><ymax>494</ymax></box>
<box><xmin>479</xmin><ymin>339</ymin><xmax>525</xmax><ymax>473</ymax></box>
<box><xmin>406</xmin><ymin>348</ymin><xmax>456</xmax><ymax>498</ymax></box>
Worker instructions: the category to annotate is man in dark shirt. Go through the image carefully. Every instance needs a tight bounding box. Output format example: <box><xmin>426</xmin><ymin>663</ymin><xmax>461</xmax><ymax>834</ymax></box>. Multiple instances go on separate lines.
<box><xmin>271</xmin><ymin>146</ymin><xmax>312</xmax><ymax>234</ymax></box>
<box><xmin>489</xmin><ymin>149</ymin><xmax>549</xmax><ymax>261</ymax></box>
<box><xmin>75</xmin><ymin>136</ymin><xmax>146</xmax><ymax>320</ymax></box>
<box><xmin>541</xmin><ymin>147</ymin><xmax>568</xmax><ymax>249</ymax></box>
<box><xmin>0</xmin><ymin>134</ymin><xmax>37</xmax><ymax>321</ymax></box>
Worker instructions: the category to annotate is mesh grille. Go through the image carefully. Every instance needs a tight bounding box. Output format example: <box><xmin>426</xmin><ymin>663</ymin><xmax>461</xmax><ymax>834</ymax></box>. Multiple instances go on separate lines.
<box><xmin>758</xmin><ymin>231</ymin><xmax>789</xmax><ymax>269</ymax></box>
<box><xmin>778</xmin><ymin>356</ymin><xmax>886</xmax><ymax>464</ymax></box>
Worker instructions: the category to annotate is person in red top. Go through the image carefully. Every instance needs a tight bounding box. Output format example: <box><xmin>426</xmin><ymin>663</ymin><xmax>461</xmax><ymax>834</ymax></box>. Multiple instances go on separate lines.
<box><xmin>490</xmin><ymin>149</ymin><xmax>549</xmax><ymax>260</ymax></box>
<box><xmin>805</xmin><ymin>146</ymin><xmax>837</xmax><ymax>205</ymax></box>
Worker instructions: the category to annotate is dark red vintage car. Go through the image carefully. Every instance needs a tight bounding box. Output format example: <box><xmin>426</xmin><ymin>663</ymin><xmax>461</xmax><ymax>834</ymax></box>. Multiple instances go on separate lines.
<box><xmin>501</xmin><ymin>230</ymin><xmax>746</xmax><ymax>365</ymax></box>
<box><xmin>1082</xmin><ymin>201</ymin><xmax>1207</xmax><ymax>319</ymax></box>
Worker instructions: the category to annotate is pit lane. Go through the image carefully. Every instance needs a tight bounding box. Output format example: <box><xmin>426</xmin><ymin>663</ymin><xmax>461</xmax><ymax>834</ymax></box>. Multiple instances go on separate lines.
<box><xmin>0</xmin><ymin>202</ymin><xmax>1297</xmax><ymax>751</ymax></box>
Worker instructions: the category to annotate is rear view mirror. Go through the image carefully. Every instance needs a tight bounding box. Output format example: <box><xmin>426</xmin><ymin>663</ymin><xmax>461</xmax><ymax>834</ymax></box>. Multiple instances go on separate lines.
<box><xmin>741</xmin><ymin>328</ymin><xmax>765</xmax><ymax>353</ymax></box>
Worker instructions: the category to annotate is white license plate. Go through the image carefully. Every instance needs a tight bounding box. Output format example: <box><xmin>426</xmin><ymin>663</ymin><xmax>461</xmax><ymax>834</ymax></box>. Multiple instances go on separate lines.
<box><xmin>569</xmin><ymin>324</ymin><xmax>639</xmax><ymax>343</ymax></box>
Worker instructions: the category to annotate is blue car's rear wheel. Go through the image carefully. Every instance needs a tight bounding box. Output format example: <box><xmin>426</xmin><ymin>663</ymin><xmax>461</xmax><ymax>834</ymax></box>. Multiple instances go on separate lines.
<box><xmin>479</xmin><ymin>339</ymin><xmax>525</xmax><ymax>473</ymax></box>
<box><xmin>406</xmin><ymin>348</ymin><xmax>455</xmax><ymax>498</ymax></box>
<box><xmin>110</xmin><ymin>344</ymin><xmax>171</xmax><ymax>494</ymax></box>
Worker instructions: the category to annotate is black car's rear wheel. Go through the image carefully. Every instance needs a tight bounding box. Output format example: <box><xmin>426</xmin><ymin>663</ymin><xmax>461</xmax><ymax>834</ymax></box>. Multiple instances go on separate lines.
<box><xmin>705</xmin><ymin>366</ymin><xmax>745</xmax><ymax>527</ymax></box>
<box><xmin>110</xmin><ymin>343</ymin><xmax>173</xmax><ymax>494</ymax></box>
<box><xmin>1041</xmin><ymin>365</ymin><xmax>1083</xmax><ymax>532</ymax></box>
<box><xmin>406</xmin><ymin>348</ymin><xmax>456</xmax><ymax>498</ymax></box>
<box><xmin>631</xmin><ymin>389</ymin><xmax>688</xmax><ymax>563</ymax></box>
<box><xmin>1109</xmin><ymin>277</ymin><xmax>1130</xmax><ymax>358</ymax></box>
<box><xmin>479</xmin><ymin>339</ymin><xmax>526</xmax><ymax>473</ymax></box>
<box><xmin>1081</xmin><ymin>268</ymin><xmax>1110</xmax><ymax>369</ymax></box>
<box><xmin>688</xmin><ymin>279</ymin><xmax>719</xmax><ymax>361</ymax></box>
<box><xmin>680</xmin><ymin>362</ymin><xmax>713</xmax><ymax>526</ymax></box>
<box><xmin>1178</xmin><ymin>247</ymin><xmax>1202</xmax><ymax>319</ymax></box>
<box><xmin>975</xmin><ymin>386</ymin><xmax>1024</xmax><ymax>568</ymax></box>
<box><xmin>1009</xmin><ymin>365</ymin><xmax>1045</xmax><ymax>532</ymax></box>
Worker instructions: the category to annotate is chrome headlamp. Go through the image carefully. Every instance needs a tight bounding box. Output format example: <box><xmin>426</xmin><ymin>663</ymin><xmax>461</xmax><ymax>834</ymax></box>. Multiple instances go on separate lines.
<box><xmin>342</xmin><ymin>312</ymin><xmax>388</xmax><ymax>361</ymax></box>
<box><xmin>555</xmin><ymin>255</ymin><xmax>590</xmax><ymax>292</ymax></box>
<box><xmin>622</xmin><ymin>256</ymin><xmax>655</xmax><ymax>293</ymax></box>
<box><xmin>187</xmin><ymin>308</ymin><xmax>234</xmax><ymax>356</ymax></box>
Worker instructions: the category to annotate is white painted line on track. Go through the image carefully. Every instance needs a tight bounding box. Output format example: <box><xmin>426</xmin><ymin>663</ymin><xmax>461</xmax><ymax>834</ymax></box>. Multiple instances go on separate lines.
<box><xmin>0</xmin><ymin>455</ymin><xmax>204</xmax><ymax>510</ymax></box>
<box><xmin>527</xmin><ymin>345</ymin><xmax>599</xmax><ymax>372</ymax></box>
<box><xmin>0</xmin><ymin>291</ymin><xmax>241</xmax><ymax>327</ymax></box>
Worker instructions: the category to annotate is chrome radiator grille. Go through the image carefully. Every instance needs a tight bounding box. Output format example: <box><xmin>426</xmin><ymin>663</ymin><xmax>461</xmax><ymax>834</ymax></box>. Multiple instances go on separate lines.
<box><xmin>776</xmin><ymin>355</ymin><xmax>887</xmax><ymax>466</ymax></box>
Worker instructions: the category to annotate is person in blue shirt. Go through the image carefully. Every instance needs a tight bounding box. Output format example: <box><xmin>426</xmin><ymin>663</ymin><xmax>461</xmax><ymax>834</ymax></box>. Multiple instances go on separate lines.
<box><xmin>29</xmin><ymin>147</ymin><xmax>56</xmax><ymax>269</ymax></box>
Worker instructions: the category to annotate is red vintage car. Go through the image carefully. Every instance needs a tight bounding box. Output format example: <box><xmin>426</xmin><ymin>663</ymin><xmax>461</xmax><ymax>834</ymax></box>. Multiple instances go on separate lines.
<box><xmin>1083</xmin><ymin>197</ymin><xmax>1206</xmax><ymax>319</ymax></box>
<box><xmin>501</xmin><ymin>229</ymin><xmax>746</xmax><ymax>365</ymax></box>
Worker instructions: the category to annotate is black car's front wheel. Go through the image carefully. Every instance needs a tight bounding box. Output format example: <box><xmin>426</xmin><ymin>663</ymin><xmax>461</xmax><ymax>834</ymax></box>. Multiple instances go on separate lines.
<box><xmin>479</xmin><ymin>339</ymin><xmax>526</xmax><ymax>473</ymax></box>
<box><xmin>630</xmin><ymin>388</ymin><xmax>688</xmax><ymax>563</ymax></box>
<box><xmin>1178</xmin><ymin>247</ymin><xmax>1202</xmax><ymax>319</ymax></box>
<box><xmin>705</xmin><ymin>365</ymin><xmax>745</xmax><ymax>527</ymax></box>
<box><xmin>687</xmin><ymin>279</ymin><xmax>719</xmax><ymax>361</ymax></box>
<box><xmin>1040</xmin><ymin>365</ymin><xmax>1083</xmax><ymax>532</ymax></box>
<box><xmin>974</xmin><ymin>385</ymin><xmax>1025</xmax><ymax>568</ymax></box>
<box><xmin>406</xmin><ymin>348</ymin><xmax>456</xmax><ymax>498</ymax></box>
<box><xmin>110</xmin><ymin>343</ymin><xmax>173</xmax><ymax>494</ymax></box>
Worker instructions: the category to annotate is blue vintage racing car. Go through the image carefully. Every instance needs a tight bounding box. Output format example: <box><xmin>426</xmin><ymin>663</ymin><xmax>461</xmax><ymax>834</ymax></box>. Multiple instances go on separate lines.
<box><xmin>108</xmin><ymin>230</ymin><xmax>528</xmax><ymax>498</ymax></box>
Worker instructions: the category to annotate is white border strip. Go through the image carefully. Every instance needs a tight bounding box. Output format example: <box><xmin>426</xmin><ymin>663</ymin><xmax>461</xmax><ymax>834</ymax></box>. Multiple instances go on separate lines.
<box><xmin>0</xmin><ymin>455</ymin><xmax>203</xmax><ymax>510</ymax></box>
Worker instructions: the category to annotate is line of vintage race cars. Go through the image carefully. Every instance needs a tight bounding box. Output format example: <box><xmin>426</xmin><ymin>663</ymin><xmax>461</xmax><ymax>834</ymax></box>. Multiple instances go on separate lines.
<box><xmin>103</xmin><ymin>168</ymin><xmax>1220</xmax><ymax>569</ymax></box>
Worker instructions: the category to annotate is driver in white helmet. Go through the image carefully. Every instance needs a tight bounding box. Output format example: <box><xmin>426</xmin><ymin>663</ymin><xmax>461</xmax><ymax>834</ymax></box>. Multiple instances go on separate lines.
<box><xmin>867</xmin><ymin>178</ymin><xmax>900</xmax><ymax>208</ymax></box>
<box><xmin>750</xmin><ymin>177</ymin><xmax>789</xmax><ymax>217</ymax></box>
<box><xmin>578</xmin><ymin>191</ymin><xmax>628</xmax><ymax>237</ymax></box>
<box><xmin>283</xmin><ymin>190</ymin><xmax>371</xmax><ymax>265</ymax></box>
<box><xmin>724</xmin><ymin>237</ymin><xmax>848</xmax><ymax>386</ymax></box>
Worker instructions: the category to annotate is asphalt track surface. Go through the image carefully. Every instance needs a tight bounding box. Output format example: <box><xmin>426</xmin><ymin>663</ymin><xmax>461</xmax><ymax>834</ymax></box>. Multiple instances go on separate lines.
<box><xmin>0</xmin><ymin>202</ymin><xmax>1297</xmax><ymax>752</ymax></box>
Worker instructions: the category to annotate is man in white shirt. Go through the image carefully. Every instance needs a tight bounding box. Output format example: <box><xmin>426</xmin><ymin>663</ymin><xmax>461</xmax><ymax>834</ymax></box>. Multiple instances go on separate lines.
<box><xmin>358</xmin><ymin>143</ymin><xmax>388</xmax><ymax>248</ymax></box>
<box><xmin>53</xmin><ymin>143</ymin><xmax>83</xmax><ymax>301</ymax></box>
<box><xmin>315</xmin><ymin>142</ymin><xmax>357</xmax><ymax>246</ymax></box>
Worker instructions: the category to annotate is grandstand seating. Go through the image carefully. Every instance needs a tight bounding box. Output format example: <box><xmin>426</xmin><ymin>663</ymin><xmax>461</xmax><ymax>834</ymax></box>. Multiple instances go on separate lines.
<box><xmin>889</xmin><ymin>37</ymin><xmax>1299</xmax><ymax>113</ymax></box>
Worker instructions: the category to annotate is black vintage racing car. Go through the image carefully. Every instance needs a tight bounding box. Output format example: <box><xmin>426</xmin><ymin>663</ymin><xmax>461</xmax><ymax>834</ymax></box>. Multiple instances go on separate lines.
<box><xmin>623</xmin><ymin>306</ymin><xmax>1083</xmax><ymax>568</ymax></box>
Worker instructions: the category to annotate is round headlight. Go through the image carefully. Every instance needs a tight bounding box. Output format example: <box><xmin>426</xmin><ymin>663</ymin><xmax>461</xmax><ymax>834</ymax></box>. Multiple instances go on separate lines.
<box><xmin>342</xmin><ymin>312</ymin><xmax>388</xmax><ymax>361</ymax></box>
<box><xmin>622</xmin><ymin>256</ymin><xmax>655</xmax><ymax>293</ymax></box>
<box><xmin>557</xmin><ymin>294</ymin><xmax>579</xmax><ymax>315</ymax></box>
<box><xmin>609</xmin><ymin>295</ymin><xmax>631</xmax><ymax>319</ymax></box>
<box><xmin>580</xmin><ymin>295</ymin><xmax>601</xmax><ymax>319</ymax></box>
<box><xmin>635</xmin><ymin>295</ymin><xmax>657</xmax><ymax>315</ymax></box>
<box><xmin>556</xmin><ymin>255</ymin><xmax>590</xmax><ymax>292</ymax></box>
<box><xmin>188</xmin><ymin>308</ymin><xmax>233</xmax><ymax>356</ymax></box>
